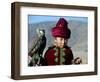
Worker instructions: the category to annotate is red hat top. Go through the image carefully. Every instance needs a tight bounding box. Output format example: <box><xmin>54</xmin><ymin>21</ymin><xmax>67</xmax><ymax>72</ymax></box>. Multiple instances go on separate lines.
<box><xmin>51</xmin><ymin>18</ymin><xmax>71</xmax><ymax>39</ymax></box>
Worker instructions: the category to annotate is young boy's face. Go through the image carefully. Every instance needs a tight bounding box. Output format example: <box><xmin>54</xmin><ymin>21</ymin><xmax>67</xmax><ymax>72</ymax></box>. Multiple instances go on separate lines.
<box><xmin>54</xmin><ymin>37</ymin><xmax>66</xmax><ymax>48</ymax></box>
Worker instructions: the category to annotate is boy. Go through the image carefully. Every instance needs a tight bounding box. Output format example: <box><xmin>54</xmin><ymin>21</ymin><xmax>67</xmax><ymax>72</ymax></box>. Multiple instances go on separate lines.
<box><xmin>44</xmin><ymin>18</ymin><xmax>81</xmax><ymax>65</ymax></box>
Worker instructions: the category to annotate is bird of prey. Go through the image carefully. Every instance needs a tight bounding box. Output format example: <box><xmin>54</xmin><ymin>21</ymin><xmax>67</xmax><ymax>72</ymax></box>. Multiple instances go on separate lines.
<box><xmin>28</xmin><ymin>29</ymin><xmax>46</xmax><ymax>66</ymax></box>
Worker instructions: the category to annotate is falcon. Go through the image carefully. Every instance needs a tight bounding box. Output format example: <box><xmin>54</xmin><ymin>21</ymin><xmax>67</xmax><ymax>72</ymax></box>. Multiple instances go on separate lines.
<box><xmin>28</xmin><ymin>29</ymin><xmax>46</xmax><ymax>66</ymax></box>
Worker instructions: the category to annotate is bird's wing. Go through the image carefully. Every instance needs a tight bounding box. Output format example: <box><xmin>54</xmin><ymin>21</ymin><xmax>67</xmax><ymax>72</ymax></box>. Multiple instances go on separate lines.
<box><xmin>32</xmin><ymin>37</ymin><xmax>42</xmax><ymax>53</ymax></box>
<box><xmin>28</xmin><ymin>35</ymin><xmax>42</xmax><ymax>56</ymax></box>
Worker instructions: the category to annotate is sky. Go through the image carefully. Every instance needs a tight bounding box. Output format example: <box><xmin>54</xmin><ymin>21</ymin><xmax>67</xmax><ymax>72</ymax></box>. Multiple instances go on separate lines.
<box><xmin>28</xmin><ymin>15</ymin><xmax>88</xmax><ymax>24</ymax></box>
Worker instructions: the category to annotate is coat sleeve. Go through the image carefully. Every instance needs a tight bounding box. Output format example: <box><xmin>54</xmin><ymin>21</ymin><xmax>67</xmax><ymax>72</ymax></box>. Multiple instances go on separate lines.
<box><xmin>64</xmin><ymin>47</ymin><xmax>74</xmax><ymax>64</ymax></box>
<box><xmin>69</xmin><ymin>48</ymin><xmax>74</xmax><ymax>60</ymax></box>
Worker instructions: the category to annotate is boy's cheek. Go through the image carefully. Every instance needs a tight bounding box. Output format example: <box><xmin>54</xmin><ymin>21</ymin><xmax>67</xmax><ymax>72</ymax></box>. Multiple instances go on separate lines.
<box><xmin>56</xmin><ymin>43</ymin><xmax>64</xmax><ymax>48</ymax></box>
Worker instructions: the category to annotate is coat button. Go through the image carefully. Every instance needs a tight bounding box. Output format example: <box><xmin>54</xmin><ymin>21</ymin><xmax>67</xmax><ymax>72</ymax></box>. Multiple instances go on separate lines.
<box><xmin>55</xmin><ymin>58</ymin><xmax>58</xmax><ymax>62</ymax></box>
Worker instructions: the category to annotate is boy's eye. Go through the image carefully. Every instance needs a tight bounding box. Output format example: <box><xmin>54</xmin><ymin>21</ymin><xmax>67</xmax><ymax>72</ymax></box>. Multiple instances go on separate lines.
<box><xmin>61</xmin><ymin>38</ymin><xmax>64</xmax><ymax>41</ymax></box>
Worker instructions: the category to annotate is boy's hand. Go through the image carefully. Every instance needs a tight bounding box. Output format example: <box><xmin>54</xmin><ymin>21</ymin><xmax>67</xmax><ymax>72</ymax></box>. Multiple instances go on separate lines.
<box><xmin>74</xmin><ymin>57</ymin><xmax>82</xmax><ymax>64</ymax></box>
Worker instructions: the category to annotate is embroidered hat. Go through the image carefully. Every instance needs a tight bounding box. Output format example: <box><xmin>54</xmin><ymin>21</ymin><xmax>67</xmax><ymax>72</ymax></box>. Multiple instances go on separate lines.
<box><xmin>51</xmin><ymin>18</ymin><xmax>71</xmax><ymax>39</ymax></box>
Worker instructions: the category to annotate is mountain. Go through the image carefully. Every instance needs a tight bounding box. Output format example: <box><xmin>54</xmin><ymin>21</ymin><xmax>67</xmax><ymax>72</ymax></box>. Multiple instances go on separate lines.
<box><xmin>28</xmin><ymin>20</ymin><xmax>88</xmax><ymax>64</ymax></box>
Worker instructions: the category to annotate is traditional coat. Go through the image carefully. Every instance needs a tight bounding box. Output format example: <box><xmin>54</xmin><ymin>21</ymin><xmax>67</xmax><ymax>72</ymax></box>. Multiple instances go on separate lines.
<box><xmin>44</xmin><ymin>46</ymin><xmax>73</xmax><ymax>65</ymax></box>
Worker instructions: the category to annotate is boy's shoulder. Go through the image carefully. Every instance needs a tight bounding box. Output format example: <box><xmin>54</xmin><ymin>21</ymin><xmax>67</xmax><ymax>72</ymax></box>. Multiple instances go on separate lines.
<box><xmin>64</xmin><ymin>45</ymin><xmax>70</xmax><ymax>48</ymax></box>
<box><xmin>45</xmin><ymin>45</ymin><xmax>55</xmax><ymax>54</ymax></box>
<box><xmin>48</xmin><ymin>45</ymin><xmax>56</xmax><ymax>50</ymax></box>
<box><xmin>64</xmin><ymin>46</ymin><xmax>73</xmax><ymax>54</ymax></box>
